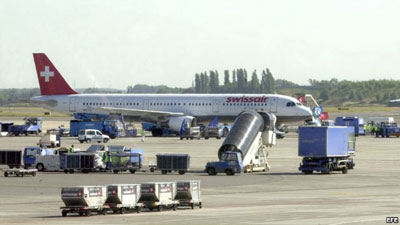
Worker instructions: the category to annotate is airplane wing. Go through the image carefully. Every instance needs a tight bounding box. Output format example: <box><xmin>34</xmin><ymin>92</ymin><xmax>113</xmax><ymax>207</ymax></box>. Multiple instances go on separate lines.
<box><xmin>97</xmin><ymin>107</ymin><xmax>185</xmax><ymax>121</ymax></box>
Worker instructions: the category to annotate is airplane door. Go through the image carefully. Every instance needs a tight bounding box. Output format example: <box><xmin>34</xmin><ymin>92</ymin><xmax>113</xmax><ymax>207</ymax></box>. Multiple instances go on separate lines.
<box><xmin>142</xmin><ymin>99</ymin><xmax>149</xmax><ymax>110</ymax></box>
<box><xmin>69</xmin><ymin>97</ymin><xmax>76</xmax><ymax>112</ymax></box>
<box><xmin>269</xmin><ymin>97</ymin><xmax>278</xmax><ymax>113</ymax></box>
<box><xmin>212</xmin><ymin>100</ymin><xmax>219</xmax><ymax>113</ymax></box>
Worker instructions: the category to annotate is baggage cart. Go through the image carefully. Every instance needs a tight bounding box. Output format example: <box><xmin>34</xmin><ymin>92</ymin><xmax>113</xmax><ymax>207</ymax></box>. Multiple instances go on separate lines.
<box><xmin>63</xmin><ymin>153</ymin><xmax>97</xmax><ymax>173</ymax></box>
<box><xmin>105</xmin><ymin>184</ymin><xmax>143</xmax><ymax>214</ymax></box>
<box><xmin>175</xmin><ymin>180</ymin><xmax>202</xmax><ymax>209</ymax></box>
<box><xmin>138</xmin><ymin>182</ymin><xmax>178</xmax><ymax>211</ymax></box>
<box><xmin>0</xmin><ymin>150</ymin><xmax>22</xmax><ymax>168</ymax></box>
<box><xmin>1</xmin><ymin>150</ymin><xmax>38</xmax><ymax>177</ymax></box>
<box><xmin>60</xmin><ymin>186</ymin><xmax>108</xmax><ymax>217</ymax></box>
<box><xmin>3</xmin><ymin>168</ymin><xmax>37</xmax><ymax>177</ymax></box>
<box><xmin>110</xmin><ymin>153</ymin><xmax>142</xmax><ymax>174</ymax></box>
<box><xmin>156</xmin><ymin>154</ymin><xmax>190</xmax><ymax>175</ymax></box>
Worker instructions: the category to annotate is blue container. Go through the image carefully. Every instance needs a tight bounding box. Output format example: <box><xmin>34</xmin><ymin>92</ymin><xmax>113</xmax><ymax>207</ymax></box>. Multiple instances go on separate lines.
<box><xmin>335</xmin><ymin>117</ymin><xmax>365</xmax><ymax>136</ymax></box>
<box><xmin>299</xmin><ymin>126</ymin><xmax>355</xmax><ymax>157</ymax></box>
<box><xmin>69</xmin><ymin>120</ymin><xmax>104</xmax><ymax>136</ymax></box>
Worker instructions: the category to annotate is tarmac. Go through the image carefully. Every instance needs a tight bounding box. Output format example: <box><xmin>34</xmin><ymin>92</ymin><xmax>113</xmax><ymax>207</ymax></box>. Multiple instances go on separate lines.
<box><xmin>0</xmin><ymin>117</ymin><xmax>399</xmax><ymax>225</ymax></box>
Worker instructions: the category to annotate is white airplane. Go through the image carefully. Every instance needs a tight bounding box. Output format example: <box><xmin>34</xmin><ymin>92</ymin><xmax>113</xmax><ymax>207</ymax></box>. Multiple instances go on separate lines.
<box><xmin>30</xmin><ymin>53</ymin><xmax>312</xmax><ymax>135</ymax></box>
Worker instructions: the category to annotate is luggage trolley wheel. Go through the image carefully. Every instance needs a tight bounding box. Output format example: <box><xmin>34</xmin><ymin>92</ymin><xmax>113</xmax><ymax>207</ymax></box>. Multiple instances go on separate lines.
<box><xmin>172</xmin><ymin>204</ymin><xmax>177</xmax><ymax>211</ymax></box>
<box><xmin>157</xmin><ymin>205</ymin><xmax>162</xmax><ymax>212</ymax></box>
<box><xmin>85</xmin><ymin>210</ymin><xmax>91</xmax><ymax>217</ymax></box>
<box><xmin>136</xmin><ymin>207</ymin><xmax>141</xmax><ymax>213</ymax></box>
<box><xmin>199</xmin><ymin>202</ymin><xmax>202</xmax><ymax>209</ymax></box>
<box><xmin>4</xmin><ymin>172</ymin><xmax>8</xmax><ymax>177</ymax></box>
<box><xmin>190</xmin><ymin>203</ymin><xmax>194</xmax><ymax>210</ymax></box>
<box><xmin>100</xmin><ymin>209</ymin><xmax>107</xmax><ymax>215</ymax></box>
<box><xmin>61</xmin><ymin>210</ymin><xmax>68</xmax><ymax>217</ymax></box>
<box><xmin>120</xmin><ymin>208</ymin><xmax>126</xmax><ymax>214</ymax></box>
<box><xmin>342</xmin><ymin>166</ymin><xmax>348</xmax><ymax>174</ymax></box>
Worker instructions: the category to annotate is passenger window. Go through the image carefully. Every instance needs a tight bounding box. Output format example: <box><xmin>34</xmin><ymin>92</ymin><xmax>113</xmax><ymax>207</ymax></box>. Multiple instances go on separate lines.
<box><xmin>286</xmin><ymin>102</ymin><xmax>295</xmax><ymax>107</ymax></box>
<box><xmin>96</xmin><ymin>131</ymin><xmax>101</xmax><ymax>135</ymax></box>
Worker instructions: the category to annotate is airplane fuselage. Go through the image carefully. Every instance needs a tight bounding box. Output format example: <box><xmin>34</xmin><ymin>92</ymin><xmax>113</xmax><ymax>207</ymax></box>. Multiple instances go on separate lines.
<box><xmin>32</xmin><ymin>93</ymin><xmax>313</xmax><ymax>124</ymax></box>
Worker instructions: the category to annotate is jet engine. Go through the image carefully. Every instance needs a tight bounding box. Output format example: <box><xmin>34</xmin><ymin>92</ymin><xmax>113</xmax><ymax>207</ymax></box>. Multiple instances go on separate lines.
<box><xmin>168</xmin><ymin>116</ymin><xmax>197</xmax><ymax>132</ymax></box>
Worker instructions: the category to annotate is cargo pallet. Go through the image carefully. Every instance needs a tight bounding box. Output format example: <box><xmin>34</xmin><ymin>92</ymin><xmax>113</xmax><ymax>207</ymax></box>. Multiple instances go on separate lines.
<box><xmin>299</xmin><ymin>156</ymin><xmax>355</xmax><ymax>174</ymax></box>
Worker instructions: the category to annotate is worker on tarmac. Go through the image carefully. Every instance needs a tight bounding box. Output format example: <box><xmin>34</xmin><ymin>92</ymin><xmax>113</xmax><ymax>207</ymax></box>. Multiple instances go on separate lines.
<box><xmin>68</xmin><ymin>145</ymin><xmax>74</xmax><ymax>153</ymax></box>
<box><xmin>365</xmin><ymin>123</ymin><xmax>371</xmax><ymax>135</ymax></box>
<box><xmin>140</xmin><ymin>129</ymin><xmax>146</xmax><ymax>142</ymax></box>
<box><xmin>103</xmin><ymin>151</ymin><xmax>111</xmax><ymax>170</ymax></box>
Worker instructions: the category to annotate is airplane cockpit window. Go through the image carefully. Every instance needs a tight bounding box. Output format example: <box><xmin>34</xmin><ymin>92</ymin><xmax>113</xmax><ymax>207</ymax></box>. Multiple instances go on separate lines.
<box><xmin>286</xmin><ymin>102</ymin><xmax>295</xmax><ymax>107</ymax></box>
<box><xmin>296</xmin><ymin>102</ymin><xmax>302</xmax><ymax>106</ymax></box>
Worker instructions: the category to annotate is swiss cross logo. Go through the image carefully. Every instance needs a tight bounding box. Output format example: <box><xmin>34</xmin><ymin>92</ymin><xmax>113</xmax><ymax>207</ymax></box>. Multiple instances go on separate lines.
<box><xmin>40</xmin><ymin>66</ymin><xmax>54</xmax><ymax>82</ymax></box>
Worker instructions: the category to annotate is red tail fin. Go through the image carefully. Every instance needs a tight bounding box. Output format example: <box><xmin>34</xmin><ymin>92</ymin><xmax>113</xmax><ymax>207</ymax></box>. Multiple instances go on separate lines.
<box><xmin>33</xmin><ymin>53</ymin><xmax>78</xmax><ymax>95</ymax></box>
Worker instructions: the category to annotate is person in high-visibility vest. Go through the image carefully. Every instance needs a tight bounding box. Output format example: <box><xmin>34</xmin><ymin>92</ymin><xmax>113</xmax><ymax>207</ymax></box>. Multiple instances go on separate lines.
<box><xmin>103</xmin><ymin>151</ymin><xmax>111</xmax><ymax>170</ymax></box>
<box><xmin>140</xmin><ymin>129</ymin><xmax>146</xmax><ymax>142</ymax></box>
<box><xmin>68</xmin><ymin>145</ymin><xmax>74</xmax><ymax>153</ymax></box>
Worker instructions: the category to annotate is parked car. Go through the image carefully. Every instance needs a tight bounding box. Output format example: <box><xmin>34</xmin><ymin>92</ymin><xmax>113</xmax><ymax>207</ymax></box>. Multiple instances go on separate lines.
<box><xmin>78</xmin><ymin>129</ymin><xmax>110</xmax><ymax>143</ymax></box>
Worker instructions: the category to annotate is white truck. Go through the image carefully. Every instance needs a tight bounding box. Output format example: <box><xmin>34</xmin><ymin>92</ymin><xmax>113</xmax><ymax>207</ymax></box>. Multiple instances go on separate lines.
<box><xmin>38</xmin><ymin>133</ymin><xmax>61</xmax><ymax>148</ymax></box>
<box><xmin>32</xmin><ymin>148</ymin><xmax>70</xmax><ymax>171</ymax></box>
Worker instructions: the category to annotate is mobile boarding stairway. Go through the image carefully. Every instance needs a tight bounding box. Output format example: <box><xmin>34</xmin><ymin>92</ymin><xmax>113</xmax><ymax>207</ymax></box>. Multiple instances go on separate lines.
<box><xmin>217</xmin><ymin>111</ymin><xmax>277</xmax><ymax>173</ymax></box>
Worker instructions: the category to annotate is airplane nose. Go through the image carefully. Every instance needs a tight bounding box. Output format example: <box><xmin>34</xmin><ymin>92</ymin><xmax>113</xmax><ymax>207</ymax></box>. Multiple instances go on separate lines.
<box><xmin>302</xmin><ymin>107</ymin><xmax>313</xmax><ymax>119</ymax></box>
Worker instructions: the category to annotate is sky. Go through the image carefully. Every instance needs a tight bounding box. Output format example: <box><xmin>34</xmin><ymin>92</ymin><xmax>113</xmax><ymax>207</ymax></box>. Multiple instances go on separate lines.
<box><xmin>0</xmin><ymin>0</ymin><xmax>399</xmax><ymax>90</ymax></box>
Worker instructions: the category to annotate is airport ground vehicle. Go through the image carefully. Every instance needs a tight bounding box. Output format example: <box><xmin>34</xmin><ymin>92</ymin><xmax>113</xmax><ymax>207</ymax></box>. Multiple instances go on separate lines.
<box><xmin>298</xmin><ymin>126</ymin><xmax>355</xmax><ymax>174</ymax></box>
<box><xmin>9</xmin><ymin>118</ymin><xmax>42</xmax><ymax>136</ymax></box>
<box><xmin>155</xmin><ymin>154</ymin><xmax>190</xmax><ymax>175</ymax></box>
<box><xmin>70</xmin><ymin>119</ymin><xmax>122</xmax><ymax>139</ymax></box>
<box><xmin>335</xmin><ymin>116</ymin><xmax>365</xmax><ymax>136</ymax></box>
<box><xmin>142</xmin><ymin>122</ymin><xmax>179</xmax><ymax>137</ymax></box>
<box><xmin>105</xmin><ymin>184</ymin><xmax>143</xmax><ymax>214</ymax></box>
<box><xmin>180</xmin><ymin>126</ymin><xmax>201</xmax><ymax>140</ymax></box>
<box><xmin>63</xmin><ymin>153</ymin><xmax>105</xmax><ymax>173</ymax></box>
<box><xmin>206</xmin><ymin>111</ymin><xmax>277</xmax><ymax>175</ymax></box>
<box><xmin>38</xmin><ymin>133</ymin><xmax>61</xmax><ymax>148</ymax></box>
<box><xmin>374</xmin><ymin>122</ymin><xmax>400</xmax><ymax>138</ymax></box>
<box><xmin>205</xmin><ymin>151</ymin><xmax>243</xmax><ymax>175</ymax></box>
<box><xmin>78</xmin><ymin>129</ymin><xmax>110</xmax><ymax>143</ymax></box>
<box><xmin>61</xmin><ymin>186</ymin><xmax>108</xmax><ymax>217</ymax></box>
<box><xmin>0</xmin><ymin>122</ymin><xmax>13</xmax><ymax>136</ymax></box>
<box><xmin>321</xmin><ymin>120</ymin><xmax>335</xmax><ymax>126</ymax></box>
<box><xmin>110</xmin><ymin>152</ymin><xmax>142</xmax><ymax>174</ymax></box>
<box><xmin>138</xmin><ymin>182</ymin><xmax>179</xmax><ymax>211</ymax></box>
<box><xmin>3</xmin><ymin>168</ymin><xmax>37</xmax><ymax>177</ymax></box>
<box><xmin>0</xmin><ymin>150</ymin><xmax>37</xmax><ymax>177</ymax></box>
<box><xmin>201</xmin><ymin>126</ymin><xmax>221</xmax><ymax>139</ymax></box>
<box><xmin>27</xmin><ymin>148</ymin><xmax>68</xmax><ymax>171</ymax></box>
<box><xmin>174</xmin><ymin>180</ymin><xmax>202</xmax><ymax>209</ymax></box>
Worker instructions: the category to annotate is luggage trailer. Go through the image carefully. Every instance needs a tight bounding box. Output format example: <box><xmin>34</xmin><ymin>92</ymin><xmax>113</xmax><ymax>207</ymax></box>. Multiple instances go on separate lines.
<box><xmin>60</xmin><ymin>186</ymin><xmax>108</xmax><ymax>217</ymax></box>
<box><xmin>105</xmin><ymin>184</ymin><xmax>143</xmax><ymax>214</ymax></box>
<box><xmin>175</xmin><ymin>180</ymin><xmax>202</xmax><ymax>209</ymax></box>
<box><xmin>138</xmin><ymin>182</ymin><xmax>179</xmax><ymax>211</ymax></box>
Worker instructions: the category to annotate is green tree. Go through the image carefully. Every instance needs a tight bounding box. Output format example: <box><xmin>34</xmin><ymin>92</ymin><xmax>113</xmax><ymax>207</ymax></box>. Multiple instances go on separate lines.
<box><xmin>224</xmin><ymin>70</ymin><xmax>230</xmax><ymax>85</ymax></box>
<box><xmin>320</xmin><ymin>89</ymin><xmax>329</xmax><ymax>101</ymax></box>
<box><xmin>250</xmin><ymin>70</ymin><xmax>260</xmax><ymax>93</ymax></box>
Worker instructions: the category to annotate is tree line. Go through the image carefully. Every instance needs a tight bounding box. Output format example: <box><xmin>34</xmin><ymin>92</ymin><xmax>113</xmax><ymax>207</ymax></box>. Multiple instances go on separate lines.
<box><xmin>194</xmin><ymin>68</ymin><xmax>276</xmax><ymax>94</ymax></box>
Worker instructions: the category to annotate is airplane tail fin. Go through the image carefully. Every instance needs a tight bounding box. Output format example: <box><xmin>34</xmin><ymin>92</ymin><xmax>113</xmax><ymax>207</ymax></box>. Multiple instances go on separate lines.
<box><xmin>33</xmin><ymin>53</ymin><xmax>78</xmax><ymax>95</ymax></box>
